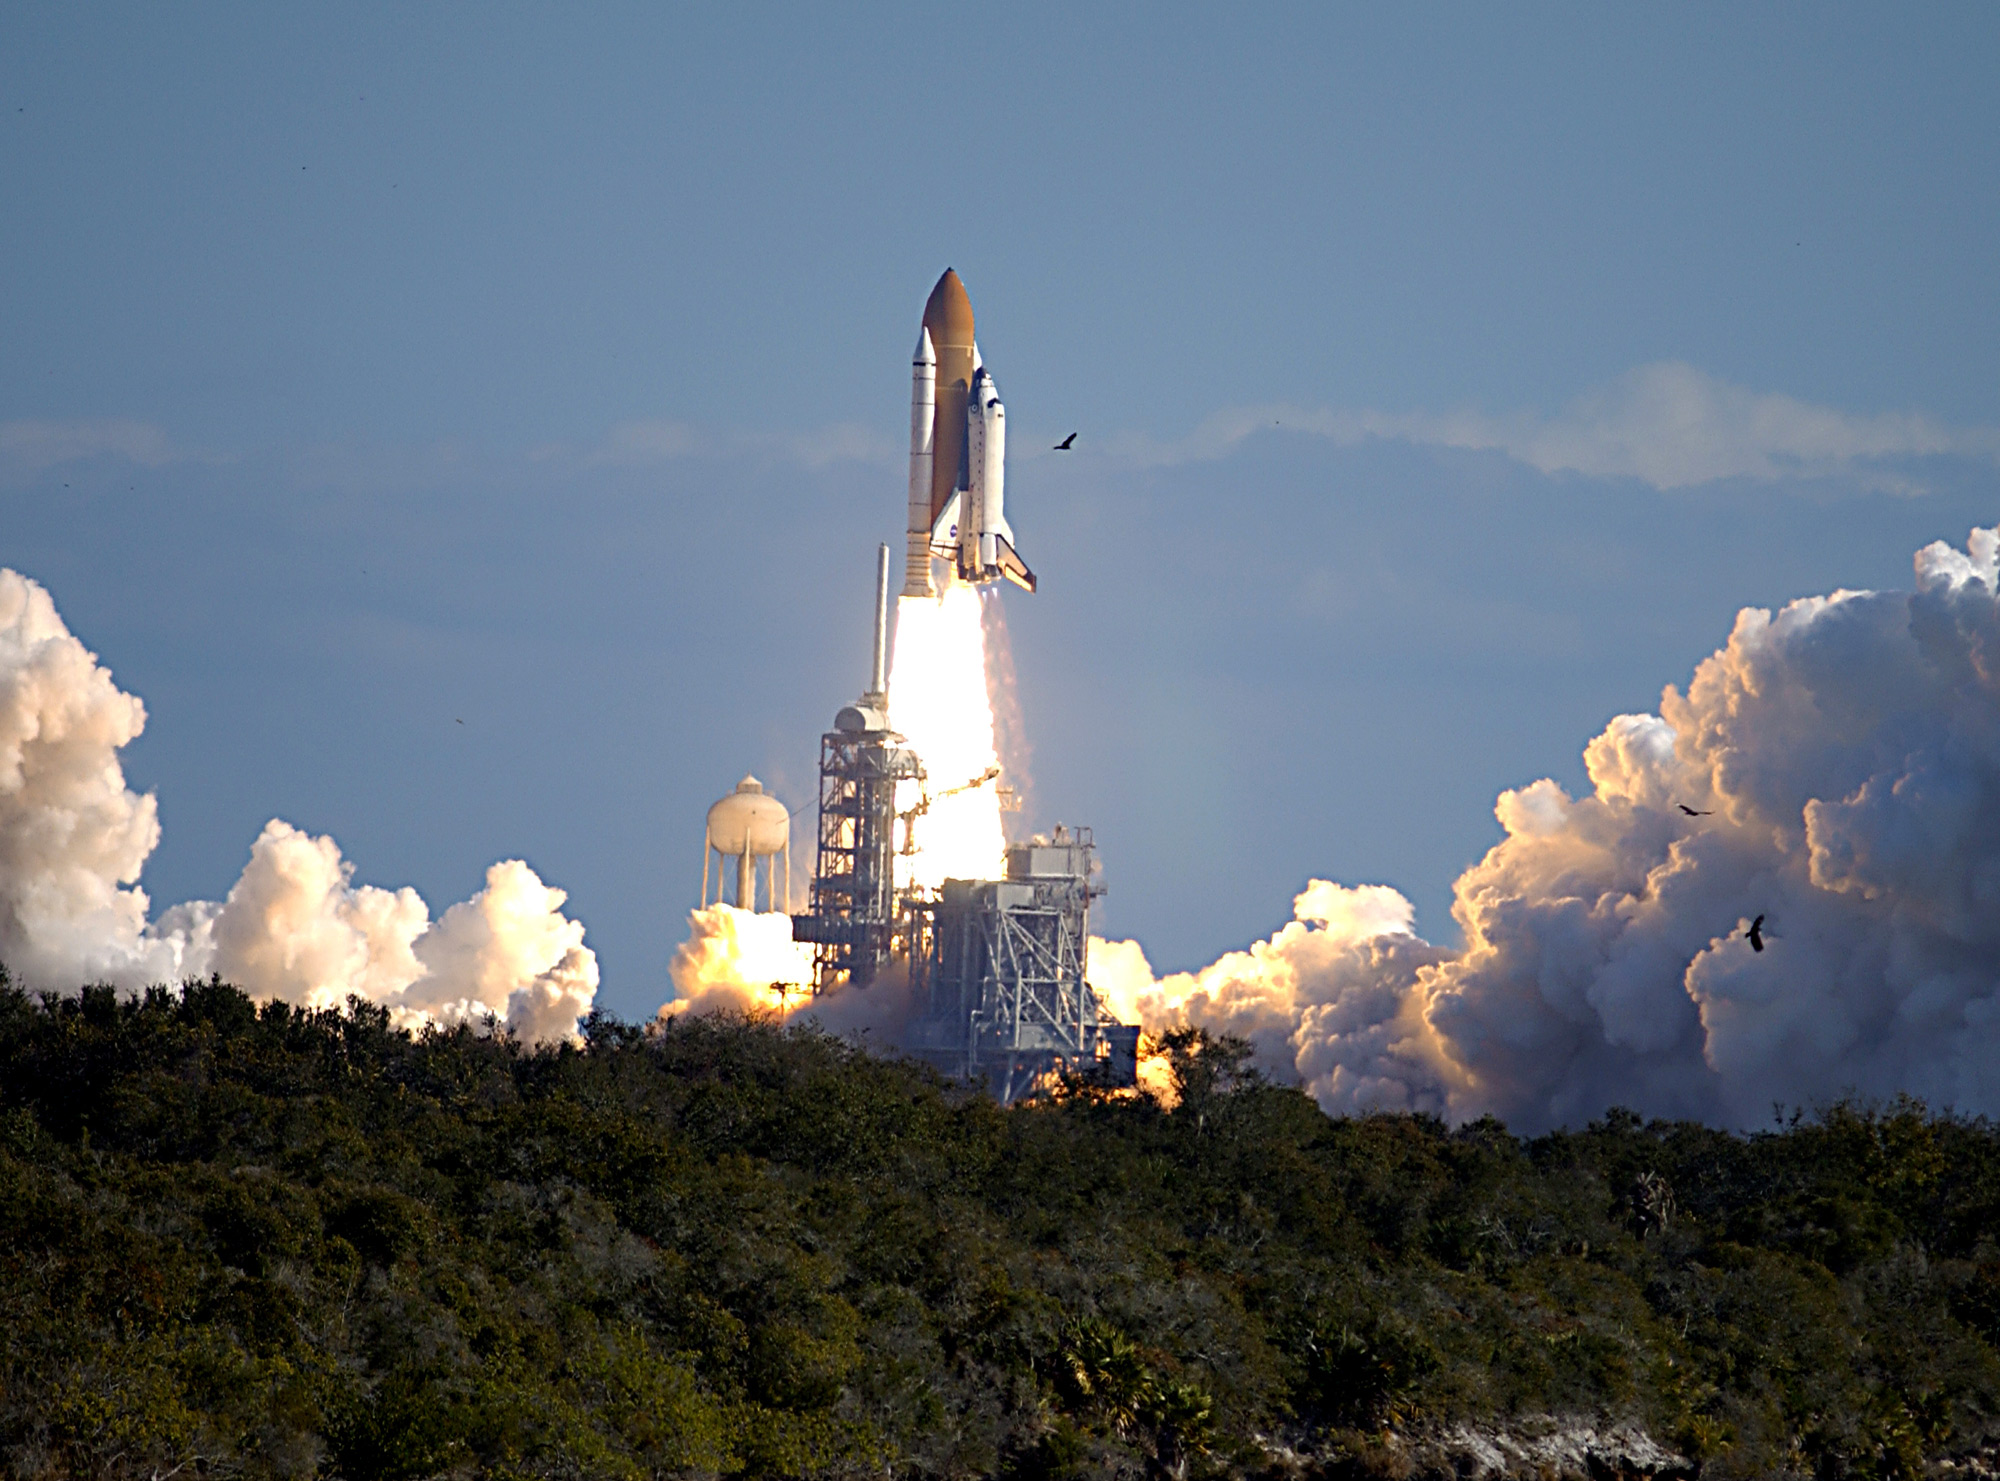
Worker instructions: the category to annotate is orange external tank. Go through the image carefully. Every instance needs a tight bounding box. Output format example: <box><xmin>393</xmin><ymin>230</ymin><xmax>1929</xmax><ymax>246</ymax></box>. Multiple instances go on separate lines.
<box><xmin>922</xmin><ymin>269</ymin><xmax>976</xmax><ymax>530</ymax></box>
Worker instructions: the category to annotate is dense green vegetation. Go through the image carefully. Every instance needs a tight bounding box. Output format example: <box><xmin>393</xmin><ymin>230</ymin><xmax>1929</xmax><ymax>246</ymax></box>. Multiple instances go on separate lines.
<box><xmin>5</xmin><ymin>978</ymin><xmax>2000</xmax><ymax>1480</ymax></box>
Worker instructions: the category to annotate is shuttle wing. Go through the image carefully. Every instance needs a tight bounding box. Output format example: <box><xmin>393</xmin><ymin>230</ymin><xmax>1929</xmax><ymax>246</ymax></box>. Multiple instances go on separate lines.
<box><xmin>929</xmin><ymin>491</ymin><xmax>961</xmax><ymax>557</ymax></box>
<box><xmin>993</xmin><ymin>534</ymin><xmax>1036</xmax><ymax>593</ymax></box>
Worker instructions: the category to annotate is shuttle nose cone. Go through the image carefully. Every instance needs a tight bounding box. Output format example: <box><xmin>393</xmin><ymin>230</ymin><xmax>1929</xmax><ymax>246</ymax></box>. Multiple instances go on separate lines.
<box><xmin>922</xmin><ymin>268</ymin><xmax>975</xmax><ymax>351</ymax></box>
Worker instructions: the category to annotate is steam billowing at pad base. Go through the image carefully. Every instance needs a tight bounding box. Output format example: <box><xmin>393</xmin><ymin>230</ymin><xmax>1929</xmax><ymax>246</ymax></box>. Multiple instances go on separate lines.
<box><xmin>0</xmin><ymin>569</ymin><xmax>598</xmax><ymax>1040</ymax></box>
<box><xmin>671</xmin><ymin>524</ymin><xmax>2000</xmax><ymax>1132</ymax></box>
<box><xmin>12</xmin><ymin>500</ymin><xmax>2000</xmax><ymax>1128</ymax></box>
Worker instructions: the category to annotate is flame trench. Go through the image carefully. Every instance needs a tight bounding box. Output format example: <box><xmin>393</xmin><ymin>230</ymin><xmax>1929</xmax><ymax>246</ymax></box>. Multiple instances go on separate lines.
<box><xmin>889</xmin><ymin>583</ymin><xmax>1007</xmax><ymax>891</ymax></box>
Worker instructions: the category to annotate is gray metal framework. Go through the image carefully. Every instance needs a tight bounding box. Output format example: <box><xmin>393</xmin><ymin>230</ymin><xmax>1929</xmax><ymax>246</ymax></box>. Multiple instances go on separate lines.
<box><xmin>789</xmin><ymin>725</ymin><xmax>923</xmax><ymax>991</ymax></box>
<box><xmin>905</xmin><ymin>828</ymin><xmax>1138</xmax><ymax>1100</ymax></box>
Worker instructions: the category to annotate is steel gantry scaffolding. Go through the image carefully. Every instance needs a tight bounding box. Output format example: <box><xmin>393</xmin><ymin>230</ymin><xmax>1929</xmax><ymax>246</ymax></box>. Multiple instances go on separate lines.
<box><xmin>788</xmin><ymin>544</ymin><xmax>929</xmax><ymax>992</ymax></box>
<box><xmin>790</xmin><ymin>719</ymin><xmax>923</xmax><ymax>991</ymax></box>
<box><xmin>904</xmin><ymin>827</ymin><xmax>1138</xmax><ymax>1101</ymax></box>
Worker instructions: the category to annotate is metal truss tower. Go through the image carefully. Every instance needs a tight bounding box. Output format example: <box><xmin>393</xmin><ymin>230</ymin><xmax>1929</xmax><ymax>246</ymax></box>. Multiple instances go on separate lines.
<box><xmin>791</xmin><ymin>720</ymin><xmax>923</xmax><ymax>991</ymax></box>
<box><xmin>906</xmin><ymin>827</ymin><xmax>1138</xmax><ymax>1101</ymax></box>
<box><xmin>789</xmin><ymin>544</ymin><xmax>926</xmax><ymax>992</ymax></box>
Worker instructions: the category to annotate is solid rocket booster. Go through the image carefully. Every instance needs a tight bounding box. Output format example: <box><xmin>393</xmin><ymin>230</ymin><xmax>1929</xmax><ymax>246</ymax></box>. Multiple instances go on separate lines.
<box><xmin>906</xmin><ymin>330</ymin><xmax>936</xmax><ymax>597</ymax></box>
<box><xmin>902</xmin><ymin>269</ymin><xmax>1036</xmax><ymax>597</ymax></box>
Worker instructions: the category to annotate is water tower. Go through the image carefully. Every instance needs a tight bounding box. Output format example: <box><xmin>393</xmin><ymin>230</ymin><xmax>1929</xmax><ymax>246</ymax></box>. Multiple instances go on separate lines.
<box><xmin>702</xmin><ymin>775</ymin><xmax>791</xmax><ymax>912</ymax></box>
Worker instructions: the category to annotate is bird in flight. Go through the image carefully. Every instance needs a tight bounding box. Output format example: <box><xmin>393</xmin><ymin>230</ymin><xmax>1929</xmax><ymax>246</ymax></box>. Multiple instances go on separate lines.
<box><xmin>455</xmin><ymin>718</ymin><xmax>464</xmax><ymax>725</ymax></box>
<box><xmin>1746</xmin><ymin>915</ymin><xmax>1765</xmax><ymax>952</ymax></box>
<box><xmin>1677</xmin><ymin>803</ymin><xmax>1711</xmax><ymax>817</ymax></box>
<box><xmin>1053</xmin><ymin>433</ymin><xmax>1076</xmax><ymax>451</ymax></box>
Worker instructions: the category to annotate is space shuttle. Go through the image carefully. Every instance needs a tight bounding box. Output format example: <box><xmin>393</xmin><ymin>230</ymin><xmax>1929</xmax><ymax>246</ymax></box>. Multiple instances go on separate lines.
<box><xmin>904</xmin><ymin>269</ymin><xmax>1036</xmax><ymax>598</ymax></box>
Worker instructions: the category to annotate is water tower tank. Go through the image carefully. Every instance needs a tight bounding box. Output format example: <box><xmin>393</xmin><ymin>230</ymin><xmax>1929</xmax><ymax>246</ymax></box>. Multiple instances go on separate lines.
<box><xmin>703</xmin><ymin>776</ymin><xmax>791</xmax><ymax>912</ymax></box>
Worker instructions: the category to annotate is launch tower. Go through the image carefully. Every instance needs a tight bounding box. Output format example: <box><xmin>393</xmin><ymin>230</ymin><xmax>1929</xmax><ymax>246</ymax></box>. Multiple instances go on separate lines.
<box><xmin>790</xmin><ymin>546</ymin><xmax>925</xmax><ymax>989</ymax></box>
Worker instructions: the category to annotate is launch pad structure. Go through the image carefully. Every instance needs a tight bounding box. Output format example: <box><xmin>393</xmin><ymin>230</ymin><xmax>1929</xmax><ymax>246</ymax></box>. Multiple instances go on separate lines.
<box><xmin>789</xmin><ymin>547</ymin><xmax>1138</xmax><ymax>1101</ymax></box>
<box><xmin>906</xmin><ymin>829</ymin><xmax>1140</xmax><ymax>1102</ymax></box>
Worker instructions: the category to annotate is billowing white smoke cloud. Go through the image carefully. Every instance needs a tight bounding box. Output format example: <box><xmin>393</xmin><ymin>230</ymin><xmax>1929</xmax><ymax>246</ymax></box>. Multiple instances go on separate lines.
<box><xmin>661</xmin><ymin>903</ymin><xmax>929</xmax><ymax>1046</ymax></box>
<box><xmin>0</xmin><ymin>569</ymin><xmax>596</xmax><ymax>1040</ymax></box>
<box><xmin>0</xmin><ymin>570</ymin><xmax>186</xmax><ymax>987</ymax></box>
<box><xmin>1093</xmin><ymin>527</ymin><xmax>2000</xmax><ymax>1131</ymax></box>
<box><xmin>664</xmin><ymin>902</ymin><xmax>814</xmax><ymax>1019</ymax></box>
<box><xmin>1089</xmin><ymin>883</ymin><xmax>1456</xmax><ymax>1108</ymax></box>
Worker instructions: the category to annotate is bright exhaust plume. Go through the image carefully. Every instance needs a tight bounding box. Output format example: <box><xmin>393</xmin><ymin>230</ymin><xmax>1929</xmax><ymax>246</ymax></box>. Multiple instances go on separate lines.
<box><xmin>888</xmin><ymin>582</ymin><xmax>1007</xmax><ymax>889</ymax></box>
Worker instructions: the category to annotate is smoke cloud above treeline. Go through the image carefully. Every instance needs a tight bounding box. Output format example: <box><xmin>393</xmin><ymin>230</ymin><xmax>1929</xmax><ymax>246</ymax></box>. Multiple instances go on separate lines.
<box><xmin>1093</xmin><ymin>526</ymin><xmax>2000</xmax><ymax>1130</ymax></box>
<box><xmin>0</xmin><ymin>570</ymin><xmax>596</xmax><ymax>1039</ymax></box>
<box><xmin>13</xmin><ymin>527</ymin><xmax>2000</xmax><ymax>1129</ymax></box>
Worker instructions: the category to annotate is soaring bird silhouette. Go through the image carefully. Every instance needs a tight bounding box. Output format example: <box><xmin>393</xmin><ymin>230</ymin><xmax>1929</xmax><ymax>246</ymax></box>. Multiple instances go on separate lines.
<box><xmin>1053</xmin><ymin>433</ymin><xmax>1076</xmax><ymax>450</ymax></box>
<box><xmin>1746</xmin><ymin>914</ymin><xmax>1765</xmax><ymax>952</ymax></box>
<box><xmin>1677</xmin><ymin>803</ymin><xmax>1712</xmax><ymax>817</ymax></box>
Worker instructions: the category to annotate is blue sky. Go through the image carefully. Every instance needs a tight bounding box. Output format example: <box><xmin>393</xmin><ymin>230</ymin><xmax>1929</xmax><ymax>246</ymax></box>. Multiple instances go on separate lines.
<box><xmin>4</xmin><ymin>4</ymin><xmax>1997</xmax><ymax>1019</ymax></box>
